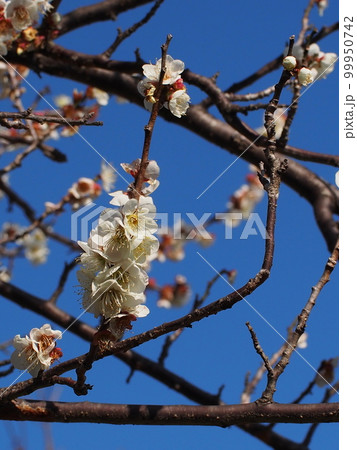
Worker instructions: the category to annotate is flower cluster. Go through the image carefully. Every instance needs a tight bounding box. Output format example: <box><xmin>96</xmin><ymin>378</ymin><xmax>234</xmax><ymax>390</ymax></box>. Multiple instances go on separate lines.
<box><xmin>0</xmin><ymin>0</ymin><xmax>55</xmax><ymax>55</ymax></box>
<box><xmin>76</xmin><ymin>160</ymin><xmax>160</xmax><ymax>339</ymax></box>
<box><xmin>285</xmin><ymin>42</ymin><xmax>338</xmax><ymax>87</ymax></box>
<box><xmin>138</xmin><ymin>55</ymin><xmax>190</xmax><ymax>118</ymax></box>
<box><xmin>11</xmin><ymin>323</ymin><xmax>62</xmax><ymax>377</ymax></box>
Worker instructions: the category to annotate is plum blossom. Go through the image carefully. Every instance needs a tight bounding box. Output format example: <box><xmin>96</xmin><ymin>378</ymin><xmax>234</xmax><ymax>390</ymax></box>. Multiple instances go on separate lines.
<box><xmin>76</xmin><ymin>161</ymin><xmax>161</xmax><ymax>335</ymax></box>
<box><xmin>11</xmin><ymin>324</ymin><xmax>62</xmax><ymax>377</ymax></box>
<box><xmin>108</xmin><ymin>196</ymin><xmax>157</xmax><ymax>249</ymax></box>
<box><xmin>78</xmin><ymin>262</ymin><xmax>148</xmax><ymax>319</ymax></box>
<box><xmin>5</xmin><ymin>0</ymin><xmax>40</xmax><ymax>31</ymax></box>
<box><xmin>142</xmin><ymin>55</ymin><xmax>185</xmax><ymax>85</ymax></box>
<box><xmin>138</xmin><ymin>55</ymin><xmax>190</xmax><ymax>118</ymax></box>
<box><xmin>167</xmin><ymin>89</ymin><xmax>190</xmax><ymax>118</ymax></box>
<box><xmin>89</xmin><ymin>209</ymin><xmax>131</xmax><ymax>262</ymax></box>
<box><xmin>121</xmin><ymin>159</ymin><xmax>160</xmax><ymax>195</ymax></box>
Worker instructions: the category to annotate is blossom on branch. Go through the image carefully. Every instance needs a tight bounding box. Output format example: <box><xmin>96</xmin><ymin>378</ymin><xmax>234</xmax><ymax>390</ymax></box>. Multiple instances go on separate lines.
<box><xmin>297</xmin><ymin>67</ymin><xmax>314</xmax><ymax>86</ymax></box>
<box><xmin>289</xmin><ymin>42</ymin><xmax>338</xmax><ymax>86</ymax></box>
<box><xmin>5</xmin><ymin>0</ymin><xmax>40</xmax><ymax>32</ymax></box>
<box><xmin>142</xmin><ymin>55</ymin><xmax>185</xmax><ymax>85</ymax></box>
<box><xmin>76</xmin><ymin>161</ymin><xmax>161</xmax><ymax>339</ymax></box>
<box><xmin>11</xmin><ymin>324</ymin><xmax>62</xmax><ymax>377</ymax></box>
<box><xmin>138</xmin><ymin>55</ymin><xmax>190</xmax><ymax>118</ymax></box>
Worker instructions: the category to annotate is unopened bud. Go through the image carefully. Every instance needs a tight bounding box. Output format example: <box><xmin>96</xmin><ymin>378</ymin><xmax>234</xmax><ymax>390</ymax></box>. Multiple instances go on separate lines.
<box><xmin>282</xmin><ymin>56</ymin><xmax>297</xmax><ymax>71</ymax></box>
<box><xmin>297</xmin><ymin>67</ymin><xmax>314</xmax><ymax>86</ymax></box>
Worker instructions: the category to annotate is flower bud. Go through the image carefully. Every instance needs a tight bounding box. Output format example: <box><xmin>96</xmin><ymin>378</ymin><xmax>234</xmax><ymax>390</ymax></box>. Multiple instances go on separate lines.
<box><xmin>297</xmin><ymin>67</ymin><xmax>314</xmax><ymax>86</ymax></box>
<box><xmin>282</xmin><ymin>56</ymin><xmax>297</xmax><ymax>71</ymax></box>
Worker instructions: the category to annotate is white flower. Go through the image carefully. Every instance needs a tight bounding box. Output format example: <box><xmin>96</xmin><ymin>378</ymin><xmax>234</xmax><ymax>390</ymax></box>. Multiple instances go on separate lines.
<box><xmin>11</xmin><ymin>324</ymin><xmax>62</xmax><ymax>377</ymax></box>
<box><xmin>108</xmin><ymin>189</ymin><xmax>130</xmax><ymax>207</ymax></box>
<box><xmin>120</xmin><ymin>198</ymin><xmax>157</xmax><ymax>248</ymax></box>
<box><xmin>282</xmin><ymin>56</ymin><xmax>297</xmax><ymax>71</ymax></box>
<box><xmin>120</xmin><ymin>159</ymin><xmax>160</xmax><ymax>195</ymax></box>
<box><xmin>5</xmin><ymin>0</ymin><xmax>40</xmax><ymax>31</ymax></box>
<box><xmin>90</xmin><ymin>209</ymin><xmax>131</xmax><ymax>262</ymax></box>
<box><xmin>131</xmin><ymin>234</ymin><xmax>159</xmax><ymax>264</ymax></box>
<box><xmin>142</xmin><ymin>55</ymin><xmax>185</xmax><ymax>85</ymax></box>
<box><xmin>167</xmin><ymin>89</ymin><xmax>190</xmax><ymax>118</ymax></box>
<box><xmin>307</xmin><ymin>43</ymin><xmax>321</xmax><ymax>59</ymax></box>
<box><xmin>100</xmin><ymin>162</ymin><xmax>117</xmax><ymax>192</ymax></box>
<box><xmin>137</xmin><ymin>79</ymin><xmax>157</xmax><ymax>111</ymax></box>
<box><xmin>121</xmin><ymin>159</ymin><xmax>160</xmax><ymax>183</ymax></box>
<box><xmin>298</xmin><ymin>67</ymin><xmax>314</xmax><ymax>86</ymax></box>
<box><xmin>77</xmin><ymin>240</ymin><xmax>109</xmax><ymax>274</ymax></box>
<box><xmin>310</xmin><ymin>52</ymin><xmax>338</xmax><ymax>79</ymax></box>
<box><xmin>79</xmin><ymin>261</ymin><xmax>148</xmax><ymax>319</ymax></box>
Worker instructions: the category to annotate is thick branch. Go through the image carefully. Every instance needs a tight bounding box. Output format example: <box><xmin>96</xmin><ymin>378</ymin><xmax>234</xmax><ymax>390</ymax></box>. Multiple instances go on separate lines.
<box><xmin>1</xmin><ymin>399</ymin><xmax>338</xmax><ymax>425</ymax></box>
<box><xmin>0</xmin><ymin>281</ymin><xmax>321</xmax><ymax>449</ymax></box>
<box><xmin>57</xmin><ymin>0</ymin><xmax>155</xmax><ymax>36</ymax></box>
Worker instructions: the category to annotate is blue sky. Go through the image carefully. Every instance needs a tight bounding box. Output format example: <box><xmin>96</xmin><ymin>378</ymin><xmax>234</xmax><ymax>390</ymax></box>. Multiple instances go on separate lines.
<box><xmin>0</xmin><ymin>1</ymin><xmax>338</xmax><ymax>449</ymax></box>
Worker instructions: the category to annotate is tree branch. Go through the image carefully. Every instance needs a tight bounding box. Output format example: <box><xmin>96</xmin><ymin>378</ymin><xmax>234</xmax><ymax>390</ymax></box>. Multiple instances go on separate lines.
<box><xmin>0</xmin><ymin>399</ymin><xmax>338</xmax><ymax>425</ymax></box>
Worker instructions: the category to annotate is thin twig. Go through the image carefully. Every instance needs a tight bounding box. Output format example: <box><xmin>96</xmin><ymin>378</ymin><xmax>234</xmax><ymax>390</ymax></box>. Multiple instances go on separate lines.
<box><xmin>132</xmin><ymin>34</ymin><xmax>172</xmax><ymax>198</ymax></box>
<box><xmin>259</xmin><ymin>242</ymin><xmax>339</xmax><ymax>404</ymax></box>
<box><xmin>48</xmin><ymin>258</ymin><xmax>78</xmax><ymax>304</ymax></box>
<box><xmin>102</xmin><ymin>0</ymin><xmax>165</xmax><ymax>57</ymax></box>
